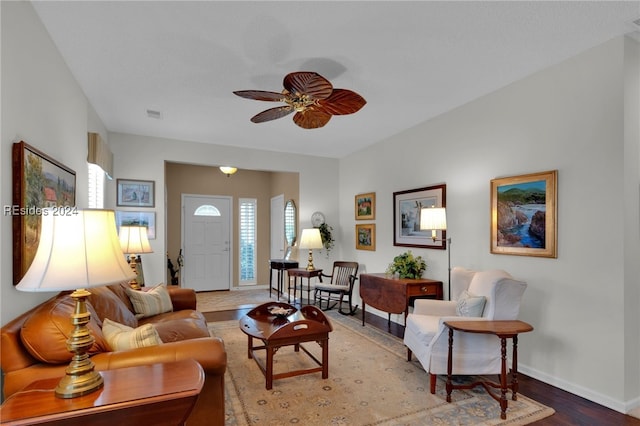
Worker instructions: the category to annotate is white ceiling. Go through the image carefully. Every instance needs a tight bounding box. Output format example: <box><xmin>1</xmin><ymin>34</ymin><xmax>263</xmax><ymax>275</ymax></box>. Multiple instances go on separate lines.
<box><xmin>31</xmin><ymin>1</ymin><xmax>640</xmax><ymax>159</ymax></box>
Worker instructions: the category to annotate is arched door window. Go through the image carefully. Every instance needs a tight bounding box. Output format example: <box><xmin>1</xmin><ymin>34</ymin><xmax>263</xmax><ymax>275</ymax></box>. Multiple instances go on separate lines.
<box><xmin>194</xmin><ymin>205</ymin><xmax>221</xmax><ymax>216</ymax></box>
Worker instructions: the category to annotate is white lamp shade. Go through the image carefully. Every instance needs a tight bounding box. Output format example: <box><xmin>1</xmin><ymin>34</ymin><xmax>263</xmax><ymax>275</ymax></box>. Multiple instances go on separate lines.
<box><xmin>16</xmin><ymin>209</ymin><xmax>136</xmax><ymax>292</ymax></box>
<box><xmin>298</xmin><ymin>228</ymin><xmax>324</xmax><ymax>249</ymax></box>
<box><xmin>420</xmin><ymin>207</ymin><xmax>447</xmax><ymax>230</ymax></box>
<box><xmin>119</xmin><ymin>226</ymin><xmax>153</xmax><ymax>254</ymax></box>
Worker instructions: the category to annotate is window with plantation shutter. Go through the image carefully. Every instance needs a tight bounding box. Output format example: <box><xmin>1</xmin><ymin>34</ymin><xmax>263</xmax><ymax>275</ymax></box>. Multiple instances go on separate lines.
<box><xmin>88</xmin><ymin>163</ymin><xmax>104</xmax><ymax>208</ymax></box>
<box><xmin>239</xmin><ymin>198</ymin><xmax>257</xmax><ymax>284</ymax></box>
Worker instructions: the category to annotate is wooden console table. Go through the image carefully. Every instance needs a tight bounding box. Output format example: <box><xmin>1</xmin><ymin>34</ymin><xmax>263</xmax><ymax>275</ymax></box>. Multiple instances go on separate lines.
<box><xmin>269</xmin><ymin>259</ymin><xmax>299</xmax><ymax>300</ymax></box>
<box><xmin>0</xmin><ymin>359</ymin><xmax>204</xmax><ymax>426</ymax></box>
<box><xmin>444</xmin><ymin>320</ymin><xmax>534</xmax><ymax>420</ymax></box>
<box><xmin>359</xmin><ymin>273</ymin><xmax>443</xmax><ymax>326</ymax></box>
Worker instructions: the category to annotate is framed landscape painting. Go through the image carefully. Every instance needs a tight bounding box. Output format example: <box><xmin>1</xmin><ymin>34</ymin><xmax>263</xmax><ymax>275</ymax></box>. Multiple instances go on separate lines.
<box><xmin>116</xmin><ymin>211</ymin><xmax>156</xmax><ymax>239</ymax></box>
<box><xmin>356</xmin><ymin>224</ymin><xmax>376</xmax><ymax>251</ymax></box>
<box><xmin>12</xmin><ymin>141</ymin><xmax>76</xmax><ymax>284</ymax></box>
<box><xmin>393</xmin><ymin>184</ymin><xmax>446</xmax><ymax>249</ymax></box>
<box><xmin>490</xmin><ymin>170</ymin><xmax>557</xmax><ymax>258</ymax></box>
<box><xmin>355</xmin><ymin>192</ymin><xmax>375</xmax><ymax>220</ymax></box>
<box><xmin>117</xmin><ymin>179</ymin><xmax>155</xmax><ymax>207</ymax></box>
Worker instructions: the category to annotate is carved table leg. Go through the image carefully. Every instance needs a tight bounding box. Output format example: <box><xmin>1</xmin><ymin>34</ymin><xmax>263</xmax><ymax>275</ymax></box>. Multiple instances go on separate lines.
<box><xmin>266</xmin><ymin>346</ymin><xmax>274</xmax><ymax>390</ymax></box>
<box><xmin>500</xmin><ymin>337</ymin><xmax>508</xmax><ymax>420</ymax></box>
<box><xmin>512</xmin><ymin>335</ymin><xmax>519</xmax><ymax>401</ymax></box>
<box><xmin>446</xmin><ymin>327</ymin><xmax>454</xmax><ymax>403</ymax></box>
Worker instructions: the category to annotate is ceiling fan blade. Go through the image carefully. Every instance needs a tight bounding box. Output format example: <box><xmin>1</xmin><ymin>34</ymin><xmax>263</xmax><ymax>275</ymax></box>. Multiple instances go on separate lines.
<box><xmin>318</xmin><ymin>89</ymin><xmax>367</xmax><ymax>115</ymax></box>
<box><xmin>293</xmin><ymin>109</ymin><xmax>332</xmax><ymax>129</ymax></box>
<box><xmin>233</xmin><ymin>90</ymin><xmax>286</xmax><ymax>102</ymax></box>
<box><xmin>283</xmin><ymin>72</ymin><xmax>333</xmax><ymax>100</ymax></box>
<box><xmin>250</xmin><ymin>106</ymin><xmax>294</xmax><ymax>123</ymax></box>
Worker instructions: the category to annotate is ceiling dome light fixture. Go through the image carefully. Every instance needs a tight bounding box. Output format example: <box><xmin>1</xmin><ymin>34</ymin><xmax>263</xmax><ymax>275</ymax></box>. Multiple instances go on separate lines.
<box><xmin>219</xmin><ymin>166</ymin><xmax>238</xmax><ymax>177</ymax></box>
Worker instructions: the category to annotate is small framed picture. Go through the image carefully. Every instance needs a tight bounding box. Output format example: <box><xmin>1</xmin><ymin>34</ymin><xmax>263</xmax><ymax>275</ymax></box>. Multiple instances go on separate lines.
<box><xmin>356</xmin><ymin>224</ymin><xmax>376</xmax><ymax>251</ymax></box>
<box><xmin>355</xmin><ymin>192</ymin><xmax>375</xmax><ymax>220</ymax></box>
<box><xmin>116</xmin><ymin>211</ymin><xmax>156</xmax><ymax>239</ymax></box>
<box><xmin>490</xmin><ymin>170</ymin><xmax>557</xmax><ymax>258</ymax></box>
<box><xmin>117</xmin><ymin>179</ymin><xmax>155</xmax><ymax>208</ymax></box>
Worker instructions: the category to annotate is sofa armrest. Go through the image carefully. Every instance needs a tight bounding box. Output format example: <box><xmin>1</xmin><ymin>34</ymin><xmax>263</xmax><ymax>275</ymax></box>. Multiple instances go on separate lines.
<box><xmin>166</xmin><ymin>286</ymin><xmax>197</xmax><ymax>311</ymax></box>
<box><xmin>413</xmin><ymin>299</ymin><xmax>457</xmax><ymax>316</ymax></box>
<box><xmin>92</xmin><ymin>336</ymin><xmax>226</xmax><ymax>375</ymax></box>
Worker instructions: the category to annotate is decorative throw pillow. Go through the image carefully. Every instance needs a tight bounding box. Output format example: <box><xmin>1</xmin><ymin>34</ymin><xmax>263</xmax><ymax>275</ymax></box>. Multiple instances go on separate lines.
<box><xmin>456</xmin><ymin>290</ymin><xmax>486</xmax><ymax>317</ymax></box>
<box><xmin>126</xmin><ymin>284</ymin><xmax>173</xmax><ymax>319</ymax></box>
<box><xmin>102</xmin><ymin>318</ymin><xmax>162</xmax><ymax>351</ymax></box>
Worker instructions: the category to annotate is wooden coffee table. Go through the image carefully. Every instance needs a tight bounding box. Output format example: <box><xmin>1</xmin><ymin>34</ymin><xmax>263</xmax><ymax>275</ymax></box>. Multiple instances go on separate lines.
<box><xmin>239</xmin><ymin>302</ymin><xmax>333</xmax><ymax>389</ymax></box>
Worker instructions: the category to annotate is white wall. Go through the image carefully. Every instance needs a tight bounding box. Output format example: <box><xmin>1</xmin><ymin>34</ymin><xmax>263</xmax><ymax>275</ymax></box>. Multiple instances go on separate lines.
<box><xmin>105</xmin><ymin>132</ymin><xmax>340</xmax><ymax>287</ymax></box>
<box><xmin>1</xmin><ymin>1</ymin><xmax>97</xmax><ymax>323</ymax></box>
<box><xmin>339</xmin><ymin>36</ymin><xmax>640</xmax><ymax>412</ymax></box>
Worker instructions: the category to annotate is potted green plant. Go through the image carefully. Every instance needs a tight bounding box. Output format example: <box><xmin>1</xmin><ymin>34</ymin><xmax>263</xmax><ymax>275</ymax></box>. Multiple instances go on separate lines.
<box><xmin>316</xmin><ymin>222</ymin><xmax>335</xmax><ymax>254</ymax></box>
<box><xmin>386</xmin><ymin>250</ymin><xmax>426</xmax><ymax>279</ymax></box>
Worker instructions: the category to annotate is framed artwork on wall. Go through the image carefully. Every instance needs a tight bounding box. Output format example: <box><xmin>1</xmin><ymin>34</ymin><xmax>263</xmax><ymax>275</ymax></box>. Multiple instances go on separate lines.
<box><xmin>116</xmin><ymin>211</ymin><xmax>156</xmax><ymax>239</ymax></box>
<box><xmin>356</xmin><ymin>224</ymin><xmax>376</xmax><ymax>251</ymax></box>
<box><xmin>490</xmin><ymin>170</ymin><xmax>557</xmax><ymax>258</ymax></box>
<box><xmin>117</xmin><ymin>179</ymin><xmax>155</xmax><ymax>207</ymax></box>
<box><xmin>355</xmin><ymin>192</ymin><xmax>375</xmax><ymax>220</ymax></box>
<box><xmin>12</xmin><ymin>141</ymin><xmax>77</xmax><ymax>284</ymax></box>
<box><xmin>393</xmin><ymin>184</ymin><xmax>446</xmax><ymax>249</ymax></box>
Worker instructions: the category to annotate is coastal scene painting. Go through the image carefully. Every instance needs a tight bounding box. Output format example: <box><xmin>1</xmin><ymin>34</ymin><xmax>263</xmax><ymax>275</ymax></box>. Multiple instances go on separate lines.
<box><xmin>491</xmin><ymin>170</ymin><xmax>557</xmax><ymax>258</ymax></box>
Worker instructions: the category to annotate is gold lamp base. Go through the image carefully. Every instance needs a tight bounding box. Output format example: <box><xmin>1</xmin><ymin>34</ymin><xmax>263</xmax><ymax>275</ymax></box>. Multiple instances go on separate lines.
<box><xmin>55</xmin><ymin>289</ymin><xmax>104</xmax><ymax>398</ymax></box>
<box><xmin>306</xmin><ymin>249</ymin><xmax>316</xmax><ymax>271</ymax></box>
<box><xmin>127</xmin><ymin>255</ymin><xmax>141</xmax><ymax>290</ymax></box>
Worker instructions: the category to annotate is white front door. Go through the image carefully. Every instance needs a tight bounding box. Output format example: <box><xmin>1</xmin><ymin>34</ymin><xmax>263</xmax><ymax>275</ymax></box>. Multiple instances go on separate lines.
<box><xmin>182</xmin><ymin>195</ymin><xmax>232</xmax><ymax>291</ymax></box>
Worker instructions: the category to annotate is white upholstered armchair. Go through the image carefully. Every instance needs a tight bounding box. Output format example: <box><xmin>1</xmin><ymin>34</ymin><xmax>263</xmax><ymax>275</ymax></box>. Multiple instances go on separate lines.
<box><xmin>403</xmin><ymin>267</ymin><xmax>527</xmax><ymax>393</ymax></box>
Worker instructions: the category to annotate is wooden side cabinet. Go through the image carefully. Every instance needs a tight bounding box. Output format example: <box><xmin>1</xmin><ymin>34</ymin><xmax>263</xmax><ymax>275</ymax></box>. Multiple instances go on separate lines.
<box><xmin>360</xmin><ymin>273</ymin><xmax>443</xmax><ymax>326</ymax></box>
<box><xmin>0</xmin><ymin>359</ymin><xmax>204</xmax><ymax>426</ymax></box>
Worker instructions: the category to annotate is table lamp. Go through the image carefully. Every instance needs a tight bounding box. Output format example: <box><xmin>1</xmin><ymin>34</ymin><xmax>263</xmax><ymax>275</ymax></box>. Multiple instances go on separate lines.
<box><xmin>420</xmin><ymin>207</ymin><xmax>453</xmax><ymax>300</ymax></box>
<box><xmin>119</xmin><ymin>225</ymin><xmax>154</xmax><ymax>289</ymax></box>
<box><xmin>16</xmin><ymin>209</ymin><xmax>135</xmax><ymax>398</ymax></box>
<box><xmin>298</xmin><ymin>228</ymin><xmax>323</xmax><ymax>270</ymax></box>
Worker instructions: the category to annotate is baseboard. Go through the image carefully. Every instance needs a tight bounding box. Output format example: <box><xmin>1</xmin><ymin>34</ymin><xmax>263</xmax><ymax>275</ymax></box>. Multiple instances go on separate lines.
<box><xmin>518</xmin><ymin>364</ymin><xmax>636</xmax><ymax>414</ymax></box>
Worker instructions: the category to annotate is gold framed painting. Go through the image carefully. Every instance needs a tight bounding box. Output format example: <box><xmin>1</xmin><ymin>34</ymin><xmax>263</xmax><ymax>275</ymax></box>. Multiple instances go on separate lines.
<box><xmin>356</xmin><ymin>224</ymin><xmax>376</xmax><ymax>251</ymax></box>
<box><xmin>490</xmin><ymin>170</ymin><xmax>557</xmax><ymax>258</ymax></box>
<box><xmin>355</xmin><ymin>192</ymin><xmax>375</xmax><ymax>220</ymax></box>
<box><xmin>12</xmin><ymin>141</ymin><xmax>77</xmax><ymax>284</ymax></box>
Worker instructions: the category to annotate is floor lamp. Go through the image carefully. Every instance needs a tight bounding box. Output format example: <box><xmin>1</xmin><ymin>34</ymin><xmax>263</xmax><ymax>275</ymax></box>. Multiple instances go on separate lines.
<box><xmin>420</xmin><ymin>207</ymin><xmax>452</xmax><ymax>300</ymax></box>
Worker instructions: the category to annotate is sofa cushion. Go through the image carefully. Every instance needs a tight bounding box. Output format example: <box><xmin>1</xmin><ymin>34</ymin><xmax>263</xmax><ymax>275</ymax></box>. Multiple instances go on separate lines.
<box><xmin>87</xmin><ymin>285</ymin><xmax>138</xmax><ymax>328</ymax></box>
<box><xmin>102</xmin><ymin>319</ymin><xmax>162</xmax><ymax>351</ymax></box>
<box><xmin>140</xmin><ymin>310</ymin><xmax>211</xmax><ymax>342</ymax></box>
<box><xmin>456</xmin><ymin>290</ymin><xmax>486</xmax><ymax>317</ymax></box>
<box><xmin>20</xmin><ymin>293</ymin><xmax>109</xmax><ymax>364</ymax></box>
<box><xmin>126</xmin><ymin>284</ymin><xmax>173</xmax><ymax>319</ymax></box>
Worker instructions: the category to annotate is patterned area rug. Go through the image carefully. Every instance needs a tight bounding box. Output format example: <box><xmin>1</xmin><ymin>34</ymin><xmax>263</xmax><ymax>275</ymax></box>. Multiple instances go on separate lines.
<box><xmin>209</xmin><ymin>311</ymin><xmax>554</xmax><ymax>425</ymax></box>
<box><xmin>197</xmin><ymin>289</ymin><xmax>299</xmax><ymax>313</ymax></box>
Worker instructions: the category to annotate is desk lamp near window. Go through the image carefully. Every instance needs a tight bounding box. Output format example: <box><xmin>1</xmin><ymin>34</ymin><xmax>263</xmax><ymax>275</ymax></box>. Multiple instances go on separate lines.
<box><xmin>420</xmin><ymin>207</ymin><xmax>452</xmax><ymax>300</ymax></box>
<box><xmin>118</xmin><ymin>225</ymin><xmax>154</xmax><ymax>290</ymax></box>
<box><xmin>16</xmin><ymin>209</ymin><xmax>135</xmax><ymax>398</ymax></box>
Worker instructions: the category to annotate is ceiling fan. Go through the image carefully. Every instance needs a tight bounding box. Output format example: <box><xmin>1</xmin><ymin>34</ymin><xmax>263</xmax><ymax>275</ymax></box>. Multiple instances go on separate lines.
<box><xmin>233</xmin><ymin>71</ymin><xmax>366</xmax><ymax>129</ymax></box>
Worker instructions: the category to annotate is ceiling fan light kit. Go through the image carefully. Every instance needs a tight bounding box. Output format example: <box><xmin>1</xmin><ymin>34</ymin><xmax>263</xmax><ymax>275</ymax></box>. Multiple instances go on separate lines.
<box><xmin>234</xmin><ymin>71</ymin><xmax>366</xmax><ymax>129</ymax></box>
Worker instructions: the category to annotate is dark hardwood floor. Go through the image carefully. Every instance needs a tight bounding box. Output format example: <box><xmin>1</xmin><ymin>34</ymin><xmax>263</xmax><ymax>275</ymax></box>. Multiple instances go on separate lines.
<box><xmin>205</xmin><ymin>308</ymin><xmax>640</xmax><ymax>425</ymax></box>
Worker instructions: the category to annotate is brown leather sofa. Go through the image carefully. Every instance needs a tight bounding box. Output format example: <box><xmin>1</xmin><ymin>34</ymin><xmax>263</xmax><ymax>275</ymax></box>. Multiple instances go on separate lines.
<box><xmin>1</xmin><ymin>283</ymin><xmax>226</xmax><ymax>426</ymax></box>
